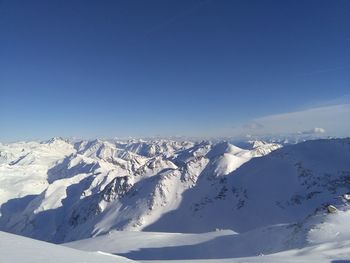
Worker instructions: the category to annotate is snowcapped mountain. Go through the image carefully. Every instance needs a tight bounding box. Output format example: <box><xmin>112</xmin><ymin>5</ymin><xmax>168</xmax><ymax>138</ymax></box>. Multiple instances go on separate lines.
<box><xmin>0</xmin><ymin>138</ymin><xmax>75</xmax><ymax>206</ymax></box>
<box><xmin>0</xmin><ymin>137</ymin><xmax>280</xmax><ymax>242</ymax></box>
<box><xmin>144</xmin><ymin>139</ymin><xmax>350</xmax><ymax>242</ymax></box>
<box><xmin>1</xmin><ymin>137</ymin><xmax>350</xmax><ymax>261</ymax></box>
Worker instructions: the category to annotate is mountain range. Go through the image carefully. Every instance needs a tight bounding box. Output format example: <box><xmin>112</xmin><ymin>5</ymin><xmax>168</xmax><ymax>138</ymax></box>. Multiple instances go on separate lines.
<box><xmin>1</xmin><ymin>137</ymin><xmax>350</xmax><ymax>261</ymax></box>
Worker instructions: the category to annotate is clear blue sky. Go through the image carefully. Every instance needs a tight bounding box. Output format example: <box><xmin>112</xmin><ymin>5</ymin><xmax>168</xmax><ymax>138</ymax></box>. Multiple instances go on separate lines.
<box><xmin>1</xmin><ymin>0</ymin><xmax>349</xmax><ymax>141</ymax></box>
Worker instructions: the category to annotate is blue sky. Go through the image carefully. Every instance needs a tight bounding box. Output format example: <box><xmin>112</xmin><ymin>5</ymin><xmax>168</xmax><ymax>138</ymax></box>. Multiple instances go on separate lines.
<box><xmin>0</xmin><ymin>0</ymin><xmax>349</xmax><ymax>141</ymax></box>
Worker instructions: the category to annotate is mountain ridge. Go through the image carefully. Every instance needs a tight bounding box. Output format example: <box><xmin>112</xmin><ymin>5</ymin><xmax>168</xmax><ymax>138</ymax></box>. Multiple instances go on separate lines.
<box><xmin>1</xmin><ymin>137</ymin><xmax>350</xmax><ymax>253</ymax></box>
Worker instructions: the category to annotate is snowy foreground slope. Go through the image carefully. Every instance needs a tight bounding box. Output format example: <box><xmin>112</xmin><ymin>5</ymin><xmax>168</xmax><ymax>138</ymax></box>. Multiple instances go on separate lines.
<box><xmin>66</xmin><ymin>229</ymin><xmax>350</xmax><ymax>262</ymax></box>
<box><xmin>0</xmin><ymin>230</ymin><xmax>135</xmax><ymax>263</ymax></box>
<box><xmin>3</xmin><ymin>229</ymin><xmax>350</xmax><ymax>263</ymax></box>
<box><xmin>67</xmin><ymin>202</ymin><xmax>350</xmax><ymax>260</ymax></box>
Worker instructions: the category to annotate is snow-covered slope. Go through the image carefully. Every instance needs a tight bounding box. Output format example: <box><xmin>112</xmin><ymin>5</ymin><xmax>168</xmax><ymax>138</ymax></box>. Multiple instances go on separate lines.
<box><xmin>67</xmin><ymin>203</ymin><xmax>350</xmax><ymax>261</ymax></box>
<box><xmin>4</xmin><ymin>227</ymin><xmax>350</xmax><ymax>263</ymax></box>
<box><xmin>145</xmin><ymin>138</ymin><xmax>350</xmax><ymax>234</ymax></box>
<box><xmin>227</xmin><ymin>138</ymin><xmax>350</xmax><ymax>232</ymax></box>
<box><xmin>0</xmin><ymin>230</ymin><xmax>136</xmax><ymax>263</ymax></box>
<box><xmin>66</xmin><ymin>228</ymin><xmax>350</xmax><ymax>262</ymax></box>
<box><xmin>139</xmin><ymin>241</ymin><xmax>350</xmax><ymax>263</ymax></box>
<box><xmin>0</xmin><ymin>138</ymin><xmax>75</xmax><ymax>207</ymax></box>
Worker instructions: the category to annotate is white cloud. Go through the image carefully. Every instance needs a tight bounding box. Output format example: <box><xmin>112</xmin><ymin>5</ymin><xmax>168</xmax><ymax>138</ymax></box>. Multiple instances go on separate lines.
<box><xmin>300</xmin><ymin>127</ymin><xmax>326</xmax><ymax>135</ymax></box>
<box><xmin>232</xmin><ymin>104</ymin><xmax>350</xmax><ymax>138</ymax></box>
<box><xmin>243</xmin><ymin>122</ymin><xmax>264</xmax><ymax>130</ymax></box>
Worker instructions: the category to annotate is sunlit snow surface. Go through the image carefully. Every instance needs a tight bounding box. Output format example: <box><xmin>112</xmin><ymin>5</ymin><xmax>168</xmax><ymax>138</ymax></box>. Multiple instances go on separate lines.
<box><xmin>0</xmin><ymin>230</ymin><xmax>135</xmax><ymax>263</ymax></box>
<box><xmin>2</xmin><ymin>229</ymin><xmax>350</xmax><ymax>263</ymax></box>
<box><xmin>65</xmin><ymin>229</ymin><xmax>350</xmax><ymax>263</ymax></box>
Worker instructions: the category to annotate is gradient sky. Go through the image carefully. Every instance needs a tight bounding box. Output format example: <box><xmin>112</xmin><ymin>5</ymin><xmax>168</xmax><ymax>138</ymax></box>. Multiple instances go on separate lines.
<box><xmin>1</xmin><ymin>0</ymin><xmax>350</xmax><ymax>141</ymax></box>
